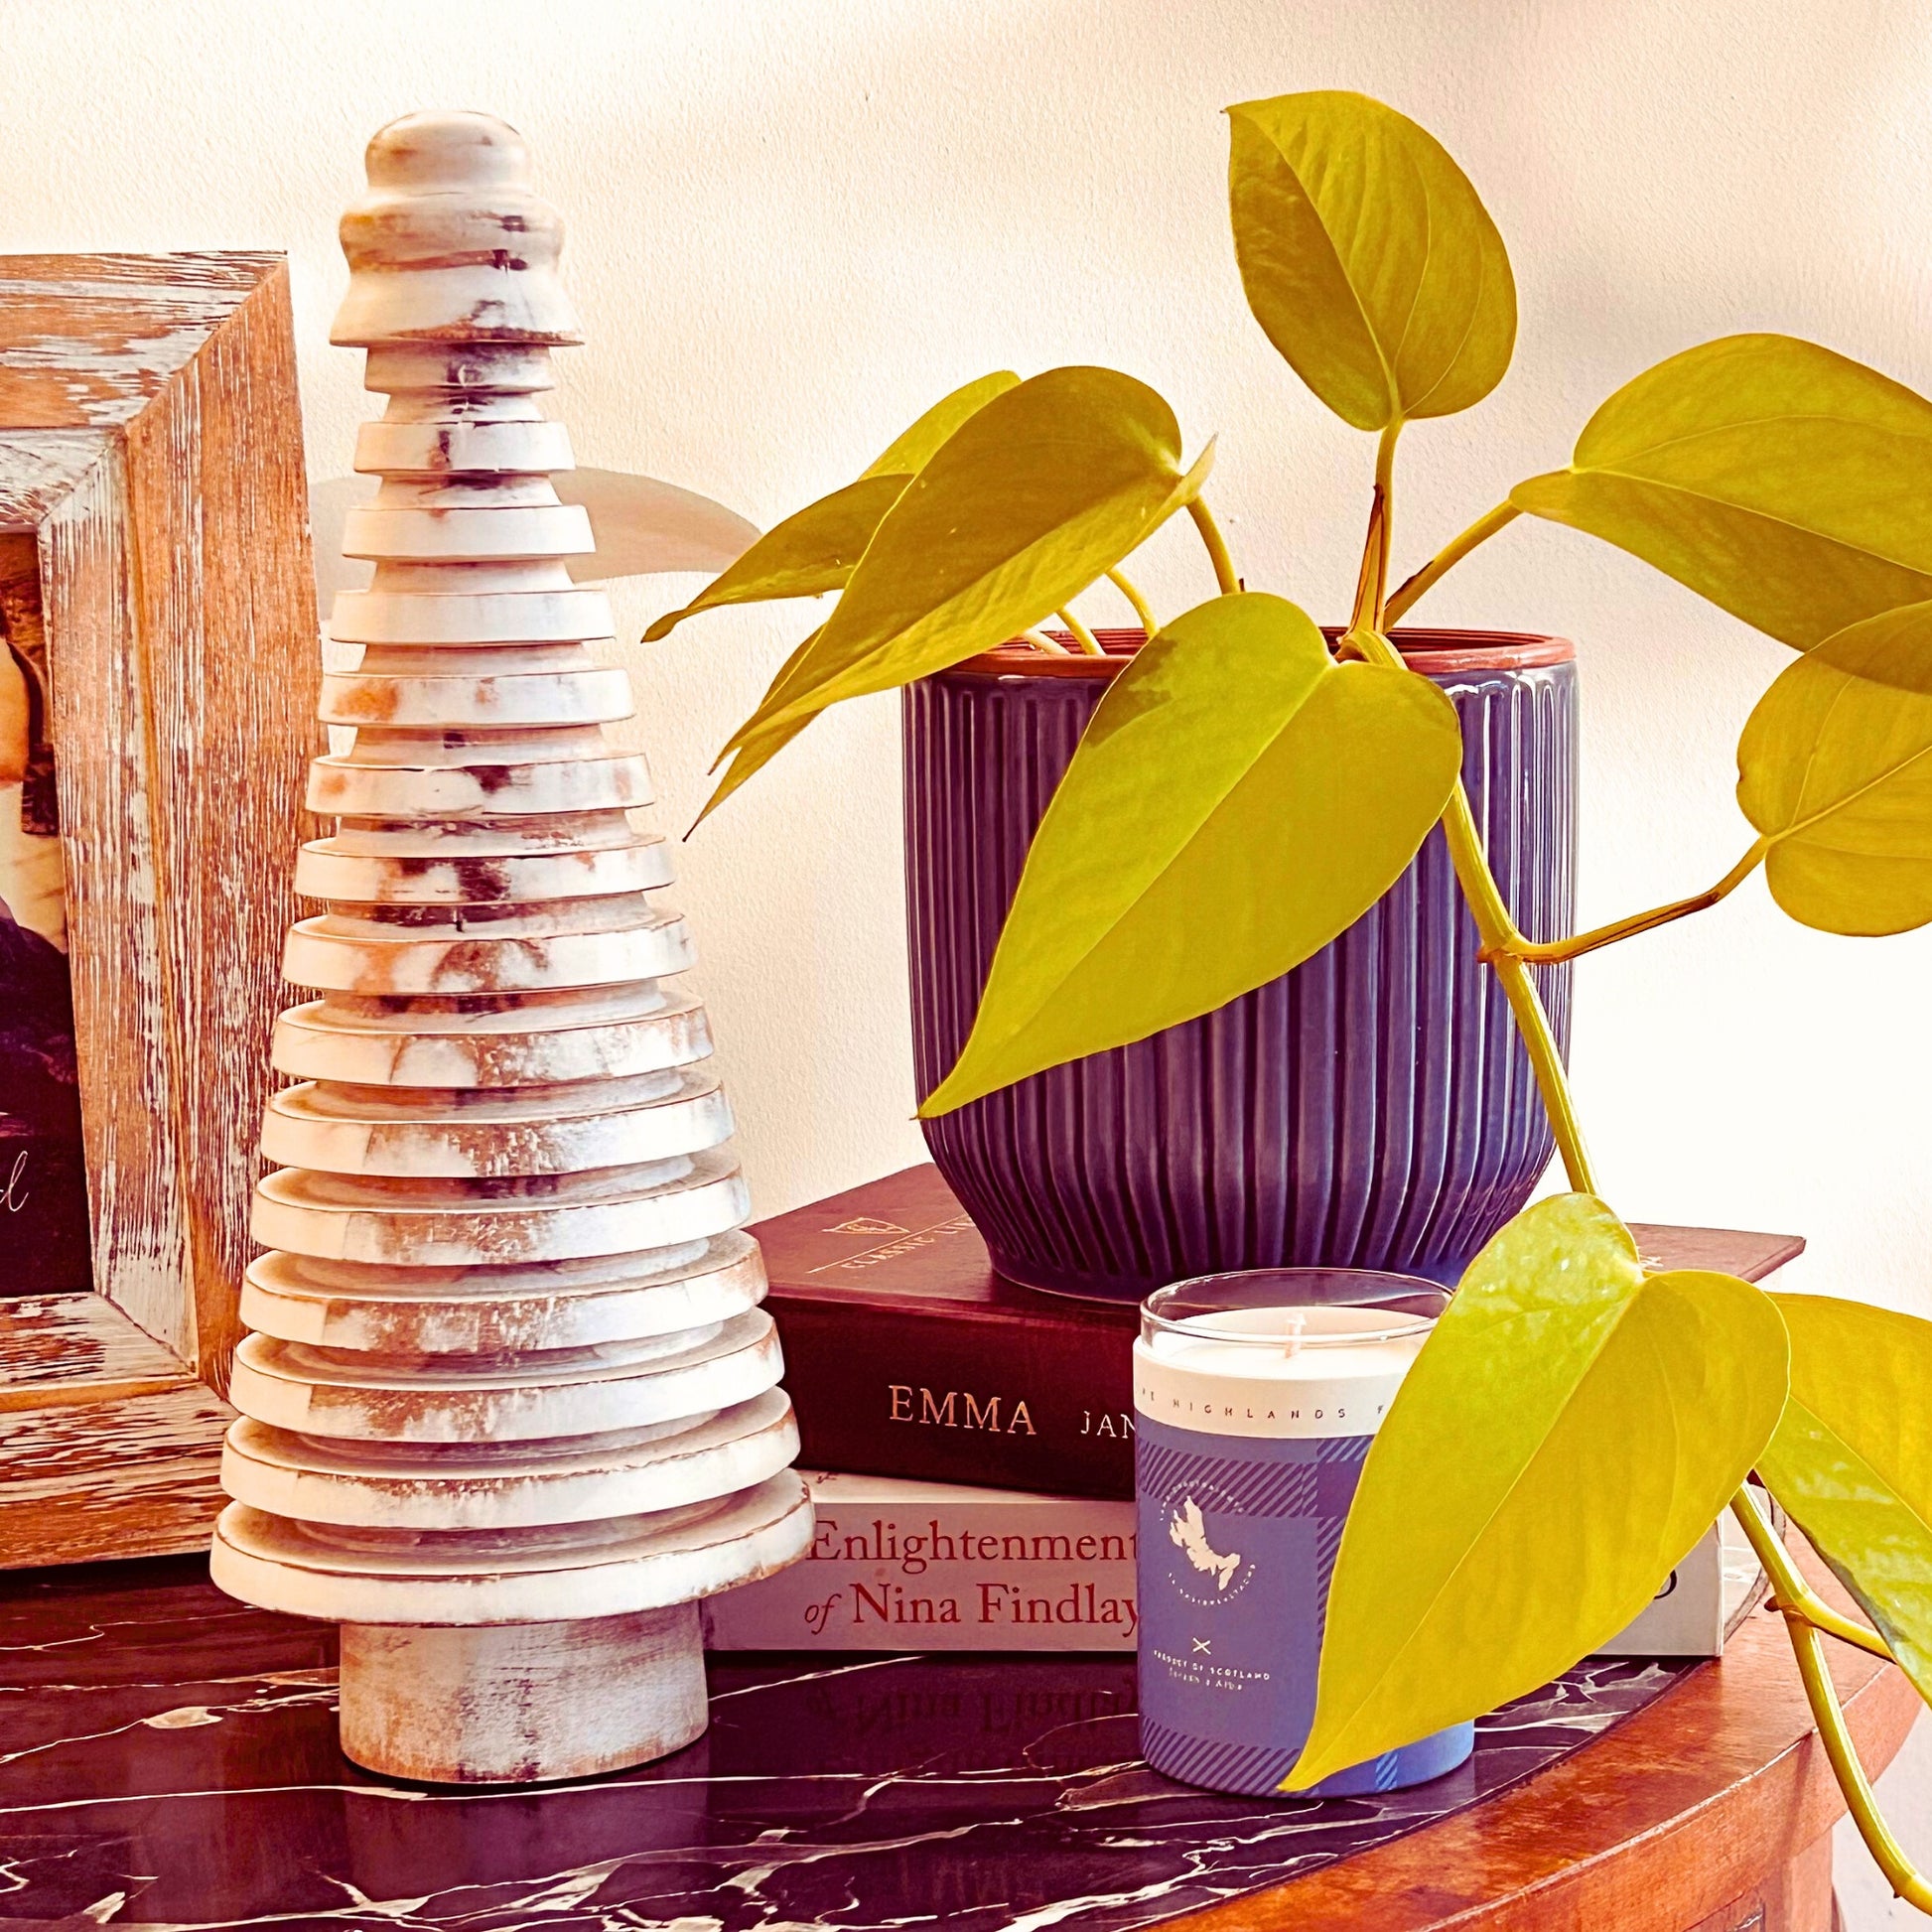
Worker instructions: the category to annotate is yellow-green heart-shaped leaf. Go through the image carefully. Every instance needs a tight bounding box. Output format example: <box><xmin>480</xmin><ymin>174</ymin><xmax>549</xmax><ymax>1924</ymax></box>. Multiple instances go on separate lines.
<box><xmin>740</xmin><ymin>367</ymin><xmax>1206</xmax><ymax>739</ymax></box>
<box><xmin>1758</xmin><ymin>1294</ymin><xmax>1932</xmax><ymax>1705</ymax></box>
<box><xmin>712</xmin><ymin>623</ymin><xmax>825</xmax><ymax>768</ymax></box>
<box><xmin>862</xmin><ymin>370</ymin><xmax>1021</xmax><ymax>478</ymax></box>
<box><xmin>643</xmin><ymin>475</ymin><xmax>903</xmax><ymax>643</ymax></box>
<box><xmin>691</xmin><ymin>627</ymin><xmax>827</xmax><ymax>829</ymax></box>
<box><xmin>643</xmin><ymin>371</ymin><xmax>1020</xmax><ymax>642</ymax></box>
<box><xmin>919</xmin><ymin>594</ymin><xmax>1460</xmax><ymax>1115</ymax></box>
<box><xmin>1226</xmin><ymin>90</ymin><xmax>1516</xmax><ymax>432</ymax></box>
<box><xmin>1511</xmin><ymin>336</ymin><xmax>1932</xmax><ymax>649</ymax></box>
<box><xmin>1737</xmin><ymin>601</ymin><xmax>1932</xmax><ymax>933</ymax></box>
<box><xmin>1288</xmin><ymin>1193</ymin><xmax>1788</xmax><ymax>1791</ymax></box>
<box><xmin>694</xmin><ymin>710</ymin><xmax>816</xmax><ymax>828</ymax></box>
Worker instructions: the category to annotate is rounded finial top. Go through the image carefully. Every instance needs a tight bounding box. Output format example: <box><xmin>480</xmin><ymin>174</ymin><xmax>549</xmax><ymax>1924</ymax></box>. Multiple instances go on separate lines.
<box><xmin>363</xmin><ymin>110</ymin><xmax>534</xmax><ymax>194</ymax></box>
<box><xmin>332</xmin><ymin>109</ymin><xmax>583</xmax><ymax>350</ymax></box>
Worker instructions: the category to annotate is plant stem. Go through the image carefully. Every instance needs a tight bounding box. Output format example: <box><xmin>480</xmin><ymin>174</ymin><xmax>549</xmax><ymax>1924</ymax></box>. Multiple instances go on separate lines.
<box><xmin>1349</xmin><ymin>424</ymin><xmax>1401</xmax><ymax>634</ymax></box>
<box><xmin>1731</xmin><ymin>1485</ymin><xmax>1890</xmax><ymax>1661</ymax></box>
<box><xmin>1344</xmin><ymin>431</ymin><xmax>1593</xmax><ymax>1190</ymax></box>
<box><xmin>1020</xmin><ymin>628</ymin><xmax>1073</xmax><ymax>655</ymax></box>
<box><xmin>1106</xmin><ymin>567</ymin><xmax>1158</xmax><ymax>638</ymax></box>
<box><xmin>1372</xmin><ymin>424</ymin><xmax>1399</xmax><ymax>628</ymax></box>
<box><xmin>1373</xmin><ymin>470</ymin><xmax>1928</xmax><ymax>1903</ymax></box>
<box><xmin>1491</xmin><ymin>839</ymin><xmax>1771</xmax><ymax>966</ymax></box>
<box><xmin>1056</xmin><ymin>609</ymin><xmax>1107</xmax><ymax>657</ymax></box>
<box><xmin>1348</xmin><ymin>439</ymin><xmax>1596</xmax><ymax>1189</ymax></box>
<box><xmin>1360</xmin><ymin>469</ymin><xmax>1932</xmax><ymax>1904</ymax></box>
<box><xmin>1349</xmin><ymin>622</ymin><xmax>1597</xmax><ymax>1194</ymax></box>
<box><xmin>1729</xmin><ymin>1485</ymin><xmax>1932</xmax><ymax>1908</ymax></box>
<box><xmin>1186</xmin><ymin>496</ymin><xmax>1240</xmax><ymax>596</ymax></box>
<box><xmin>1439</xmin><ymin>786</ymin><xmax>1598</xmax><ymax>1192</ymax></box>
<box><xmin>1385</xmin><ymin>501</ymin><xmax>1523</xmax><ymax>626</ymax></box>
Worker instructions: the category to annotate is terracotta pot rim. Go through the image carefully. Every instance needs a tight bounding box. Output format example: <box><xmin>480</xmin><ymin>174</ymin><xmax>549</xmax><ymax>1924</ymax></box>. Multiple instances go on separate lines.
<box><xmin>939</xmin><ymin>626</ymin><xmax>1576</xmax><ymax>679</ymax></box>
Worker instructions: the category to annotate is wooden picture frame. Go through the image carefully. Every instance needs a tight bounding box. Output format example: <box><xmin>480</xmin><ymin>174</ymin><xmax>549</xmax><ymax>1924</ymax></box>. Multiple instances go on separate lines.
<box><xmin>0</xmin><ymin>255</ymin><xmax>320</xmax><ymax>1568</ymax></box>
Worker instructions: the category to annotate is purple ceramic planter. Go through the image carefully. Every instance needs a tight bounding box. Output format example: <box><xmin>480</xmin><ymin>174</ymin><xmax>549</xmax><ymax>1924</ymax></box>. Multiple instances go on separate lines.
<box><xmin>903</xmin><ymin>627</ymin><xmax>1577</xmax><ymax>1302</ymax></box>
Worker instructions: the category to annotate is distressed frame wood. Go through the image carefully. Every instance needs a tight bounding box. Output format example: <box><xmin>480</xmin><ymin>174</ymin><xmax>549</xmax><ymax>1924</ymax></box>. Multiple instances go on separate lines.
<box><xmin>0</xmin><ymin>255</ymin><xmax>320</xmax><ymax>1568</ymax></box>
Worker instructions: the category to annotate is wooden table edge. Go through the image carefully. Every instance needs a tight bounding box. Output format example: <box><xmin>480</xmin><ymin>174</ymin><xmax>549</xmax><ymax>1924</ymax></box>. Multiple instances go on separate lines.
<box><xmin>1171</xmin><ymin>1540</ymin><xmax>1918</xmax><ymax>1930</ymax></box>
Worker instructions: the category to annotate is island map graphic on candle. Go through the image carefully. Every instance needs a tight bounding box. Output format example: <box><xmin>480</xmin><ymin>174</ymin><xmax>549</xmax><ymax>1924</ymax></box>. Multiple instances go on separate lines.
<box><xmin>1170</xmin><ymin>1498</ymin><xmax>1243</xmax><ymax>1592</ymax></box>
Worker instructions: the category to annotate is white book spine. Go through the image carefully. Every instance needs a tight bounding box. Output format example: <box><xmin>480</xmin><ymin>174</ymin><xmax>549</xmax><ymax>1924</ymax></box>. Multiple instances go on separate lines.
<box><xmin>702</xmin><ymin>1472</ymin><xmax>1140</xmax><ymax>1651</ymax></box>
<box><xmin>703</xmin><ymin>1473</ymin><xmax>1750</xmax><ymax>1657</ymax></box>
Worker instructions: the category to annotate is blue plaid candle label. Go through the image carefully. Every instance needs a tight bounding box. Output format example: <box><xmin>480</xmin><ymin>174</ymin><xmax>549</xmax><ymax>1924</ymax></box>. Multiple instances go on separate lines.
<box><xmin>1133</xmin><ymin>1325</ymin><xmax>1472</xmax><ymax>1798</ymax></box>
<box><xmin>1136</xmin><ymin>1420</ymin><xmax>1371</xmax><ymax>1794</ymax></box>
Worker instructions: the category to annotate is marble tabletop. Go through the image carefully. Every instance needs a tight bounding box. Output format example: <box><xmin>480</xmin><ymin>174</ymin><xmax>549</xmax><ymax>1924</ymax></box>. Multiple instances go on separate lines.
<box><xmin>0</xmin><ymin>1556</ymin><xmax>1697</xmax><ymax>1932</ymax></box>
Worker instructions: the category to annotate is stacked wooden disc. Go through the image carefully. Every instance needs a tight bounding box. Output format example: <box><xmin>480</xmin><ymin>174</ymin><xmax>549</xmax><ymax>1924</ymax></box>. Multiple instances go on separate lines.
<box><xmin>208</xmin><ymin>109</ymin><xmax>812</xmax><ymax>1785</ymax></box>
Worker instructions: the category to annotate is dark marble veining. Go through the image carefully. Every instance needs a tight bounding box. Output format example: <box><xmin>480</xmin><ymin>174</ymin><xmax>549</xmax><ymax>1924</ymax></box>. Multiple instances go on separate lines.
<box><xmin>0</xmin><ymin>1557</ymin><xmax>1696</xmax><ymax>1931</ymax></box>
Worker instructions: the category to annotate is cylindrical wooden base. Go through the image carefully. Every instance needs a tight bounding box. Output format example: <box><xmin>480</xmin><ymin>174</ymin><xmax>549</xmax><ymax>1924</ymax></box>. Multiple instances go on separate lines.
<box><xmin>337</xmin><ymin>1603</ymin><xmax>707</xmax><ymax>1783</ymax></box>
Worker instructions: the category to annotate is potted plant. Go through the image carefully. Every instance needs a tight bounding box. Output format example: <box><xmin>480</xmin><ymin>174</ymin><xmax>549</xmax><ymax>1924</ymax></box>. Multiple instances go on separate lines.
<box><xmin>649</xmin><ymin>160</ymin><xmax>1581</xmax><ymax>1302</ymax></box>
<box><xmin>651</xmin><ymin>89</ymin><xmax>1932</xmax><ymax>1883</ymax></box>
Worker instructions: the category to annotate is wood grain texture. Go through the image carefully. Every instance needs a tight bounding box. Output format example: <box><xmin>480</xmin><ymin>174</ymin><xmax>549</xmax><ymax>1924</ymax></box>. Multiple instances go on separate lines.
<box><xmin>1685</xmin><ymin>1831</ymin><xmax>1833</xmax><ymax>1932</ymax></box>
<box><xmin>0</xmin><ymin>1291</ymin><xmax>195</xmax><ymax>1393</ymax></box>
<box><xmin>337</xmin><ymin>1606</ymin><xmax>707</xmax><ymax>1783</ymax></box>
<box><xmin>42</xmin><ymin>444</ymin><xmax>195</xmax><ymax>1354</ymax></box>
<box><xmin>0</xmin><ymin>253</ymin><xmax>282</xmax><ymax>429</ymax></box>
<box><xmin>0</xmin><ymin>429</ymin><xmax>109</xmax><ymax>530</ymax></box>
<box><xmin>121</xmin><ymin>258</ymin><xmax>321</xmax><ymax>1381</ymax></box>
<box><xmin>1173</xmin><ymin>1540</ymin><xmax>1918</xmax><ymax>1931</ymax></box>
<box><xmin>27</xmin><ymin>253</ymin><xmax>320</xmax><ymax>1382</ymax></box>
<box><xmin>0</xmin><ymin>1383</ymin><xmax>233</xmax><ymax>1567</ymax></box>
<box><xmin>0</xmin><ymin>252</ymin><xmax>319</xmax><ymax>1569</ymax></box>
<box><xmin>0</xmin><ymin>1294</ymin><xmax>231</xmax><ymax>1562</ymax></box>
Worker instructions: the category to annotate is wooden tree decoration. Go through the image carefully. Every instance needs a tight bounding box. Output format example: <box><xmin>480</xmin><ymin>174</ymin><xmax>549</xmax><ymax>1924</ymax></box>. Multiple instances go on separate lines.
<box><xmin>207</xmin><ymin>110</ymin><xmax>812</xmax><ymax>1784</ymax></box>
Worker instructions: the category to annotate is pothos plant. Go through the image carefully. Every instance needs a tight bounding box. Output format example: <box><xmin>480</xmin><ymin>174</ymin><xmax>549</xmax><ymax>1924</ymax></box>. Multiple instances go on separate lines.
<box><xmin>649</xmin><ymin>91</ymin><xmax>1932</xmax><ymax>1888</ymax></box>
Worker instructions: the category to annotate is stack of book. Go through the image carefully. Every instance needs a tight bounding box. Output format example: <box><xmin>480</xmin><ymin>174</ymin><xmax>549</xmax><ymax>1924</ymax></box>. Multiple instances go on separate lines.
<box><xmin>702</xmin><ymin>1164</ymin><xmax>1800</xmax><ymax>1656</ymax></box>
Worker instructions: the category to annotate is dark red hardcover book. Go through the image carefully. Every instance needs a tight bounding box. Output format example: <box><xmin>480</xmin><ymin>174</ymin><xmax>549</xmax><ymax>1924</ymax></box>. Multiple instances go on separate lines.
<box><xmin>751</xmin><ymin>1165</ymin><xmax>1806</xmax><ymax>1501</ymax></box>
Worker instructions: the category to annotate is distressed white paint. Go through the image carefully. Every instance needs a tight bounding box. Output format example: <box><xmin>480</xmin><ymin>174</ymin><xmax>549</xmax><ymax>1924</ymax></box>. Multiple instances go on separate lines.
<box><xmin>306</xmin><ymin>749</ymin><xmax>650</xmax><ymax>818</ymax></box>
<box><xmin>208</xmin><ymin>110</ymin><xmax>808</xmax><ymax>1783</ymax></box>
<box><xmin>315</xmin><ymin>664</ymin><xmax>635</xmax><ymax>728</ymax></box>
<box><xmin>278</xmin><ymin>905</ymin><xmax>693</xmax><ymax>995</ymax></box>
<box><xmin>222</xmin><ymin>1387</ymin><xmax>799</xmax><ymax>1528</ymax></box>
<box><xmin>336</xmin><ymin>1606</ymin><xmax>710</xmax><ymax>1784</ymax></box>
<box><xmin>248</xmin><ymin>1154</ymin><xmax>750</xmax><ymax>1269</ymax></box>
<box><xmin>271</xmin><ymin>986</ymin><xmax>716</xmax><ymax>1089</ymax></box>
<box><xmin>258</xmin><ymin>1069</ymin><xmax>727</xmax><ymax>1176</ymax></box>
<box><xmin>228</xmin><ymin>1309</ymin><xmax>784</xmax><ymax>1443</ymax></box>
<box><xmin>237</xmin><ymin>1232</ymin><xmax>767</xmax><ymax>1353</ymax></box>
<box><xmin>0</xmin><ymin>320</ymin><xmax>237</xmax><ymax>426</ymax></box>
<box><xmin>212</xmin><ymin>1471</ymin><xmax>812</xmax><ymax>1625</ymax></box>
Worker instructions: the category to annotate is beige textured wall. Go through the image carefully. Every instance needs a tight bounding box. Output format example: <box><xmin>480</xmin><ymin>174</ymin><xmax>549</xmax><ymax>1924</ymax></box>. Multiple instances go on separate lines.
<box><xmin>3</xmin><ymin>0</ymin><xmax>1928</xmax><ymax>1299</ymax></box>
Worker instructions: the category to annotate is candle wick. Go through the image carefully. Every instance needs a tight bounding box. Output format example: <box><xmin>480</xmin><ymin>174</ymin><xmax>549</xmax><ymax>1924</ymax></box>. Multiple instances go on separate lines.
<box><xmin>1282</xmin><ymin>1310</ymin><xmax>1307</xmax><ymax>1360</ymax></box>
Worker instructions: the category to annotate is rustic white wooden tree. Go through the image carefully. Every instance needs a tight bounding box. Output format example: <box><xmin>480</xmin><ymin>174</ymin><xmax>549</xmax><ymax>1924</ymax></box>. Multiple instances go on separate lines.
<box><xmin>208</xmin><ymin>109</ymin><xmax>812</xmax><ymax>1784</ymax></box>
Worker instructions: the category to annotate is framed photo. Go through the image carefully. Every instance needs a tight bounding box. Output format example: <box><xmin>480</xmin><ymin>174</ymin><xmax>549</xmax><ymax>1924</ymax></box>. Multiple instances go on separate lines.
<box><xmin>0</xmin><ymin>255</ymin><xmax>320</xmax><ymax>1567</ymax></box>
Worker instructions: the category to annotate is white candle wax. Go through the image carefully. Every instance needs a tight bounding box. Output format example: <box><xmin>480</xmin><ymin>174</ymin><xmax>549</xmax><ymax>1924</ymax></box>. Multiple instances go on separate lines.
<box><xmin>1133</xmin><ymin>1304</ymin><xmax>1434</xmax><ymax>1441</ymax></box>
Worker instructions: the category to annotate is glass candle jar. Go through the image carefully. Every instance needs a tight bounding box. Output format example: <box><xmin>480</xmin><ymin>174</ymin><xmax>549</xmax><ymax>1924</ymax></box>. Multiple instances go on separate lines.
<box><xmin>1134</xmin><ymin>1268</ymin><xmax>1474</xmax><ymax>1797</ymax></box>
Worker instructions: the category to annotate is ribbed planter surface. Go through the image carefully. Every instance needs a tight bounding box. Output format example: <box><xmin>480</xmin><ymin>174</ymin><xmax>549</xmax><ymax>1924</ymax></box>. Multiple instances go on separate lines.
<box><xmin>904</xmin><ymin>628</ymin><xmax>1577</xmax><ymax>1300</ymax></box>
